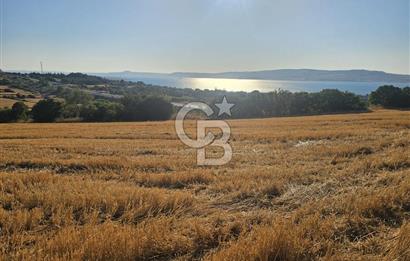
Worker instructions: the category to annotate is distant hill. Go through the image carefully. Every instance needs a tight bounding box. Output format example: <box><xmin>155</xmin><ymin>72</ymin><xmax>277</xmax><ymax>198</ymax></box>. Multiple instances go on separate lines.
<box><xmin>171</xmin><ymin>69</ymin><xmax>410</xmax><ymax>83</ymax></box>
<box><xmin>92</xmin><ymin>71</ymin><xmax>170</xmax><ymax>81</ymax></box>
<box><xmin>95</xmin><ymin>69</ymin><xmax>410</xmax><ymax>83</ymax></box>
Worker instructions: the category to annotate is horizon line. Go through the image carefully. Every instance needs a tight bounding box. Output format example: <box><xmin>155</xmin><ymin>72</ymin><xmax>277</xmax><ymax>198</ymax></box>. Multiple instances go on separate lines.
<box><xmin>2</xmin><ymin>67</ymin><xmax>410</xmax><ymax>76</ymax></box>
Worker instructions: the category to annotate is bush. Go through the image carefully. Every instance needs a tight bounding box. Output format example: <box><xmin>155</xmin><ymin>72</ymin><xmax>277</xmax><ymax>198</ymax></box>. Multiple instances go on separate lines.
<box><xmin>0</xmin><ymin>108</ymin><xmax>12</xmax><ymax>123</ymax></box>
<box><xmin>31</xmin><ymin>99</ymin><xmax>63</xmax><ymax>122</ymax></box>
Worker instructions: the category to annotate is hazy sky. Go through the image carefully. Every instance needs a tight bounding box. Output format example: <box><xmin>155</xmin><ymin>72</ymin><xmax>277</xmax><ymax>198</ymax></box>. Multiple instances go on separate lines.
<box><xmin>1</xmin><ymin>0</ymin><xmax>409</xmax><ymax>74</ymax></box>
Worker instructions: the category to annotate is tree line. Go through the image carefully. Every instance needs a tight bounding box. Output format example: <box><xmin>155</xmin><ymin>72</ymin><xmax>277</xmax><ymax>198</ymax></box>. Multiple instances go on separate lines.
<box><xmin>0</xmin><ymin>89</ymin><xmax>365</xmax><ymax>123</ymax></box>
<box><xmin>0</xmin><ymin>94</ymin><xmax>173</xmax><ymax>123</ymax></box>
<box><xmin>218</xmin><ymin>89</ymin><xmax>368</xmax><ymax>118</ymax></box>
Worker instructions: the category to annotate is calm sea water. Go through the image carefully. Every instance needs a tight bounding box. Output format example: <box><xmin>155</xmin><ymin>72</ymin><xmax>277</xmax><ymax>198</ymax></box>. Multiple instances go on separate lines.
<box><xmin>128</xmin><ymin>76</ymin><xmax>409</xmax><ymax>95</ymax></box>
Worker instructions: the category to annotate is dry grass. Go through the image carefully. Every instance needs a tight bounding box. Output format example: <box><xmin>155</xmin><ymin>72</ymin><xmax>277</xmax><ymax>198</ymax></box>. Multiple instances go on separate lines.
<box><xmin>0</xmin><ymin>86</ymin><xmax>40</xmax><ymax>109</ymax></box>
<box><xmin>0</xmin><ymin>98</ymin><xmax>20</xmax><ymax>109</ymax></box>
<box><xmin>0</xmin><ymin>109</ymin><xmax>409</xmax><ymax>260</ymax></box>
<box><xmin>0</xmin><ymin>97</ymin><xmax>41</xmax><ymax>109</ymax></box>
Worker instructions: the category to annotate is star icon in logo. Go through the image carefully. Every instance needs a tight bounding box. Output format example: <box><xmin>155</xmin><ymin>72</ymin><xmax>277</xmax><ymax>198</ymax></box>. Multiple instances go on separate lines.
<box><xmin>215</xmin><ymin>96</ymin><xmax>235</xmax><ymax>116</ymax></box>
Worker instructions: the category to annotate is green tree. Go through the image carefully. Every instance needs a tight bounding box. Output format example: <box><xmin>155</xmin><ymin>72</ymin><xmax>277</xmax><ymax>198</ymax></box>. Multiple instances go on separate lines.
<box><xmin>11</xmin><ymin>102</ymin><xmax>29</xmax><ymax>121</ymax></box>
<box><xmin>62</xmin><ymin>104</ymin><xmax>81</xmax><ymax>118</ymax></box>
<box><xmin>31</xmin><ymin>99</ymin><xmax>63</xmax><ymax>122</ymax></box>
<box><xmin>119</xmin><ymin>95</ymin><xmax>173</xmax><ymax>121</ymax></box>
<box><xmin>369</xmin><ymin>85</ymin><xmax>409</xmax><ymax>108</ymax></box>
<box><xmin>120</xmin><ymin>95</ymin><xmax>143</xmax><ymax>121</ymax></box>
<box><xmin>138</xmin><ymin>97</ymin><xmax>173</xmax><ymax>121</ymax></box>
<box><xmin>59</xmin><ymin>87</ymin><xmax>93</xmax><ymax>105</ymax></box>
<box><xmin>80</xmin><ymin>100</ymin><xmax>123</xmax><ymax>122</ymax></box>
<box><xmin>311</xmin><ymin>89</ymin><xmax>366</xmax><ymax>113</ymax></box>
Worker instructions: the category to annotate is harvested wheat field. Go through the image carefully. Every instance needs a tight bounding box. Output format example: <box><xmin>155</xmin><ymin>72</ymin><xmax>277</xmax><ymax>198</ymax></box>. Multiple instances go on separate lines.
<box><xmin>0</xmin><ymin>110</ymin><xmax>409</xmax><ymax>260</ymax></box>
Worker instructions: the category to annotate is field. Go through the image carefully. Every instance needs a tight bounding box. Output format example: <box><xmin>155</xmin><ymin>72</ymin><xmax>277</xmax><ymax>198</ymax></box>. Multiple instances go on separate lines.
<box><xmin>0</xmin><ymin>110</ymin><xmax>409</xmax><ymax>260</ymax></box>
<box><xmin>0</xmin><ymin>86</ymin><xmax>41</xmax><ymax>109</ymax></box>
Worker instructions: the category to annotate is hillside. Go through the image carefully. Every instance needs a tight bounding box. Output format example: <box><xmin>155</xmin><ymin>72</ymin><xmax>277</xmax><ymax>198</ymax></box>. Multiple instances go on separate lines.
<box><xmin>0</xmin><ymin>71</ymin><xmax>375</xmax><ymax>122</ymax></box>
<box><xmin>0</xmin><ymin>86</ymin><xmax>41</xmax><ymax>108</ymax></box>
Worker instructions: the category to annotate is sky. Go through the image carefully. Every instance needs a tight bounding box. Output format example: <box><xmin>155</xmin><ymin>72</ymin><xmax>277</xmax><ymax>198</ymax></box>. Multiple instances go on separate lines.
<box><xmin>1</xmin><ymin>0</ymin><xmax>409</xmax><ymax>74</ymax></box>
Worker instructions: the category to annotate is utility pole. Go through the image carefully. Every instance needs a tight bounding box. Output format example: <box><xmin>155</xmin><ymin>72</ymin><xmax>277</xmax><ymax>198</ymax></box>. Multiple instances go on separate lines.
<box><xmin>40</xmin><ymin>61</ymin><xmax>44</xmax><ymax>74</ymax></box>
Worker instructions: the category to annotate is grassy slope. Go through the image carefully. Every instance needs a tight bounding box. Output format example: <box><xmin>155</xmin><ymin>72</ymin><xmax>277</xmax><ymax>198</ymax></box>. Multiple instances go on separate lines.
<box><xmin>0</xmin><ymin>110</ymin><xmax>409</xmax><ymax>260</ymax></box>
<box><xmin>0</xmin><ymin>85</ymin><xmax>41</xmax><ymax>108</ymax></box>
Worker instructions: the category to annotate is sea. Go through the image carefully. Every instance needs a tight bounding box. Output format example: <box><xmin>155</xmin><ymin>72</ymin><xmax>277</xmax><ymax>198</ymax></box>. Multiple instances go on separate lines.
<box><xmin>125</xmin><ymin>76</ymin><xmax>409</xmax><ymax>95</ymax></box>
